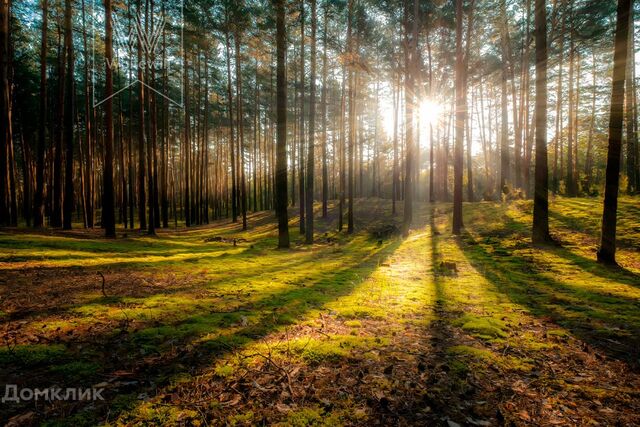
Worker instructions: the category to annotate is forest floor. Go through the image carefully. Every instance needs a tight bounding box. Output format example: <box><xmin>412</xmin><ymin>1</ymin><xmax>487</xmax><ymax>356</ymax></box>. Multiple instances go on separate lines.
<box><xmin>1</xmin><ymin>197</ymin><xmax>640</xmax><ymax>426</ymax></box>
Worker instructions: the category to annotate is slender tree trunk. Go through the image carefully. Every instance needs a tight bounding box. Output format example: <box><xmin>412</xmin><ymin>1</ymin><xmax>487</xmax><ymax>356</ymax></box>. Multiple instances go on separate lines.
<box><xmin>161</xmin><ymin>2</ymin><xmax>168</xmax><ymax>227</ymax></box>
<box><xmin>34</xmin><ymin>0</ymin><xmax>48</xmax><ymax>227</ymax></box>
<box><xmin>321</xmin><ymin>2</ymin><xmax>328</xmax><ymax>218</ymax></box>
<box><xmin>402</xmin><ymin>0</ymin><xmax>417</xmax><ymax>236</ymax></box>
<box><xmin>0</xmin><ymin>0</ymin><xmax>9</xmax><ymax>226</ymax></box>
<box><xmin>584</xmin><ymin>49</ymin><xmax>597</xmax><ymax>191</ymax></box>
<box><xmin>62</xmin><ymin>0</ymin><xmax>74</xmax><ymax>230</ymax></box>
<box><xmin>305</xmin><ymin>0</ymin><xmax>317</xmax><ymax>243</ymax></box>
<box><xmin>184</xmin><ymin>49</ymin><xmax>191</xmax><ymax>227</ymax></box>
<box><xmin>566</xmin><ymin>7</ymin><xmax>577</xmax><ymax>197</ymax></box>
<box><xmin>137</xmin><ymin>0</ymin><xmax>146</xmax><ymax>230</ymax></box>
<box><xmin>392</xmin><ymin>72</ymin><xmax>400</xmax><ymax>212</ymax></box>
<box><xmin>532</xmin><ymin>0</ymin><xmax>551</xmax><ymax>243</ymax></box>
<box><xmin>453</xmin><ymin>0</ymin><xmax>466</xmax><ymax>234</ymax></box>
<box><xmin>235</xmin><ymin>26</ymin><xmax>247</xmax><ymax>230</ymax></box>
<box><xmin>82</xmin><ymin>0</ymin><xmax>94</xmax><ymax>228</ymax></box>
<box><xmin>275</xmin><ymin>0</ymin><xmax>289</xmax><ymax>248</ymax></box>
<box><xmin>299</xmin><ymin>0</ymin><xmax>306</xmax><ymax>235</ymax></box>
<box><xmin>103</xmin><ymin>0</ymin><xmax>116</xmax><ymax>237</ymax></box>
<box><xmin>598</xmin><ymin>0</ymin><xmax>633</xmax><ymax>264</ymax></box>
<box><xmin>51</xmin><ymin>22</ymin><xmax>65</xmax><ymax>228</ymax></box>
<box><xmin>347</xmin><ymin>0</ymin><xmax>355</xmax><ymax>234</ymax></box>
<box><xmin>338</xmin><ymin>62</ymin><xmax>346</xmax><ymax>230</ymax></box>
<box><xmin>224</xmin><ymin>13</ymin><xmax>236</xmax><ymax>223</ymax></box>
<box><xmin>464</xmin><ymin>1</ymin><xmax>475</xmax><ymax>202</ymax></box>
<box><xmin>499</xmin><ymin>0</ymin><xmax>509</xmax><ymax>193</ymax></box>
<box><xmin>553</xmin><ymin>9</ymin><xmax>565</xmax><ymax>194</ymax></box>
<box><xmin>626</xmin><ymin>6</ymin><xmax>637</xmax><ymax>193</ymax></box>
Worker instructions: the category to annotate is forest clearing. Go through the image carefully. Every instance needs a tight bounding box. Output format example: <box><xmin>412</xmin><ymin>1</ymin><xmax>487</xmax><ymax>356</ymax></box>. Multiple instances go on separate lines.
<box><xmin>1</xmin><ymin>198</ymin><xmax>640</xmax><ymax>425</ymax></box>
<box><xmin>2</xmin><ymin>0</ymin><xmax>640</xmax><ymax>424</ymax></box>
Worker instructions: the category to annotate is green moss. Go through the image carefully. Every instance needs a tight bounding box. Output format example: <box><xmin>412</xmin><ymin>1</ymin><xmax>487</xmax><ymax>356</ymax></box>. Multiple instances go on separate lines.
<box><xmin>448</xmin><ymin>345</ymin><xmax>496</xmax><ymax>361</ymax></box>
<box><xmin>344</xmin><ymin>320</ymin><xmax>362</xmax><ymax>328</ymax></box>
<box><xmin>0</xmin><ymin>344</ymin><xmax>67</xmax><ymax>367</ymax></box>
<box><xmin>120</xmin><ymin>402</ymin><xmax>201</xmax><ymax>425</ymax></box>
<box><xmin>458</xmin><ymin>315</ymin><xmax>508</xmax><ymax>339</ymax></box>
<box><xmin>49</xmin><ymin>360</ymin><xmax>101</xmax><ymax>381</ymax></box>
<box><xmin>285</xmin><ymin>335</ymin><xmax>385</xmax><ymax>364</ymax></box>
<box><xmin>214</xmin><ymin>364</ymin><xmax>235</xmax><ymax>378</ymax></box>
<box><xmin>279</xmin><ymin>407</ymin><xmax>341</xmax><ymax>427</ymax></box>
<box><xmin>228</xmin><ymin>410</ymin><xmax>255</xmax><ymax>426</ymax></box>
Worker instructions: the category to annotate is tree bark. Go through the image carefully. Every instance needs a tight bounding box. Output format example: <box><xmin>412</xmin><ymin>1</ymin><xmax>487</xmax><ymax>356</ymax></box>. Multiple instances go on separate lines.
<box><xmin>62</xmin><ymin>0</ymin><xmax>74</xmax><ymax>230</ymax></box>
<box><xmin>305</xmin><ymin>0</ymin><xmax>317</xmax><ymax>243</ymax></box>
<box><xmin>34</xmin><ymin>0</ymin><xmax>48</xmax><ymax>227</ymax></box>
<box><xmin>452</xmin><ymin>0</ymin><xmax>465</xmax><ymax>234</ymax></box>
<box><xmin>598</xmin><ymin>0</ymin><xmax>632</xmax><ymax>264</ymax></box>
<box><xmin>274</xmin><ymin>0</ymin><xmax>290</xmax><ymax>248</ymax></box>
<box><xmin>532</xmin><ymin>0</ymin><xmax>551</xmax><ymax>243</ymax></box>
<box><xmin>103</xmin><ymin>0</ymin><xmax>116</xmax><ymax>237</ymax></box>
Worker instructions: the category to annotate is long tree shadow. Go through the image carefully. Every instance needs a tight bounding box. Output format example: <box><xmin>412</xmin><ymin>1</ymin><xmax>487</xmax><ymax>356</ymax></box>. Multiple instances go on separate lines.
<box><xmin>412</xmin><ymin>208</ymin><xmax>503</xmax><ymax>425</ymax></box>
<box><xmin>499</xmin><ymin>206</ymin><xmax>640</xmax><ymax>287</ymax></box>
<box><xmin>548</xmin><ymin>209</ymin><xmax>640</xmax><ymax>251</ymax></box>
<box><xmin>0</xmin><ymin>234</ymin><xmax>403</xmax><ymax>423</ymax></box>
<box><xmin>457</xmin><ymin>230</ymin><xmax>640</xmax><ymax>369</ymax></box>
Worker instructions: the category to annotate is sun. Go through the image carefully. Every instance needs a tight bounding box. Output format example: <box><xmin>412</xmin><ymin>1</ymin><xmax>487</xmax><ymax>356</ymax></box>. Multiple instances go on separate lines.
<box><xmin>418</xmin><ymin>99</ymin><xmax>442</xmax><ymax>126</ymax></box>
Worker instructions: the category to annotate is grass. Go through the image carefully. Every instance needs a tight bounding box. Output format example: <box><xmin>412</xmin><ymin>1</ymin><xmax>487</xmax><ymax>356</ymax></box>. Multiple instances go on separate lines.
<box><xmin>1</xmin><ymin>197</ymin><xmax>639</xmax><ymax>425</ymax></box>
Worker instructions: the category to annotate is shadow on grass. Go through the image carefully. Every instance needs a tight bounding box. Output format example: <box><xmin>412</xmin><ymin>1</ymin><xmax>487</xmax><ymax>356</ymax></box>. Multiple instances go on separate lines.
<box><xmin>496</xmin><ymin>205</ymin><xmax>640</xmax><ymax>287</ymax></box>
<box><xmin>457</xmin><ymin>229</ymin><xmax>640</xmax><ymax>369</ymax></box>
<box><xmin>0</xmin><ymin>233</ymin><xmax>403</xmax><ymax>424</ymax></box>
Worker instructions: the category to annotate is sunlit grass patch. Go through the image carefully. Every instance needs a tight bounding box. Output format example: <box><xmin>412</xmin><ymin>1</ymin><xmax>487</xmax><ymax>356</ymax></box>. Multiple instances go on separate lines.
<box><xmin>447</xmin><ymin>345</ymin><xmax>534</xmax><ymax>372</ymax></box>
<box><xmin>277</xmin><ymin>406</ymin><xmax>343</xmax><ymax>427</ymax></box>
<box><xmin>118</xmin><ymin>401</ymin><xmax>202</xmax><ymax>426</ymax></box>
<box><xmin>457</xmin><ymin>315</ymin><xmax>509</xmax><ymax>340</ymax></box>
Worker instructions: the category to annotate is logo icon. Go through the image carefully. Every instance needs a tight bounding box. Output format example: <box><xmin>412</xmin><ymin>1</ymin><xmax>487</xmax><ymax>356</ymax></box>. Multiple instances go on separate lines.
<box><xmin>91</xmin><ymin>1</ymin><xmax>183</xmax><ymax>108</ymax></box>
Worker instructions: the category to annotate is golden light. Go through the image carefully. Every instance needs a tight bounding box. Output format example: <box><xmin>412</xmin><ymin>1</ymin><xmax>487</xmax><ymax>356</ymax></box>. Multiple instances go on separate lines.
<box><xmin>418</xmin><ymin>99</ymin><xmax>442</xmax><ymax>126</ymax></box>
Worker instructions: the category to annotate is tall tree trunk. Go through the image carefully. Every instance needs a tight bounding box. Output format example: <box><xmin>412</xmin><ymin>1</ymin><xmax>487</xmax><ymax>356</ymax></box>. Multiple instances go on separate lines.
<box><xmin>305</xmin><ymin>0</ymin><xmax>317</xmax><ymax>243</ymax></box>
<box><xmin>137</xmin><ymin>0</ymin><xmax>146</xmax><ymax>230</ymax></box>
<box><xmin>299</xmin><ymin>0</ymin><xmax>306</xmax><ymax>235</ymax></box>
<box><xmin>452</xmin><ymin>0</ymin><xmax>465</xmax><ymax>234</ymax></box>
<box><xmin>145</xmin><ymin>2</ymin><xmax>156</xmax><ymax>235</ymax></box>
<box><xmin>275</xmin><ymin>0</ymin><xmax>289</xmax><ymax>248</ymax></box>
<box><xmin>553</xmin><ymin>7</ymin><xmax>565</xmax><ymax>194</ymax></box>
<box><xmin>224</xmin><ymin>17</ymin><xmax>237</xmax><ymax>223</ymax></box>
<box><xmin>34</xmin><ymin>0</ymin><xmax>48</xmax><ymax>227</ymax></box>
<box><xmin>321</xmin><ymin>1</ymin><xmax>328</xmax><ymax>218</ymax></box>
<box><xmin>82</xmin><ymin>0</ymin><xmax>94</xmax><ymax>228</ymax></box>
<box><xmin>52</xmin><ymin>22</ymin><xmax>65</xmax><ymax>228</ymax></box>
<box><xmin>235</xmin><ymin>25</ymin><xmax>247</xmax><ymax>230</ymax></box>
<box><xmin>566</xmin><ymin>7</ymin><xmax>577</xmax><ymax>197</ymax></box>
<box><xmin>103</xmin><ymin>0</ymin><xmax>116</xmax><ymax>237</ymax></box>
<box><xmin>499</xmin><ymin>0</ymin><xmax>509</xmax><ymax>193</ymax></box>
<box><xmin>464</xmin><ymin>0</ymin><xmax>475</xmax><ymax>203</ymax></box>
<box><xmin>161</xmin><ymin>1</ymin><xmax>168</xmax><ymax>227</ymax></box>
<box><xmin>184</xmin><ymin>49</ymin><xmax>191</xmax><ymax>227</ymax></box>
<box><xmin>392</xmin><ymin>72</ymin><xmax>400</xmax><ymax>211</ymax></box>
<box><xmin>532</xmin><ymin>0</ymin><xmax>551</xmax><ymax>243</ymax></box>
<box><xmin>0</xmin><ymin>0</ymin><xmax>9</xmax><ymax>226</ymax></box>
<box><xmin>598</xmin><ymin>0</ymin><xmax>632</xmax><ymax>264</ymax></box>
<box><xmin>584</xmin><ymin>49</ymin><xmax>597</xmax><ymax>191</ymax></box>
<box><xmin>338</xmin><ymin>61</ymin><xmax>346</xmax><ymax>230</ymax></box>
<box><xmin>626</xmin><ymin>6</ymin><xmax>637</xmax><ymax>193</ymax></box>
<box><xmin>62</xmin><ymin>0</ymin><xmax>74</xmax><ymax>230</ymax></box>
<box><xmin>347</xmin><ymin>0</ymin><xmax>355</xmax><ymax>234</ymax></box>
<box><xmin>402</xmin><ymin>0</ymin><xmax>417</xmax><ymax>236</ymax></box>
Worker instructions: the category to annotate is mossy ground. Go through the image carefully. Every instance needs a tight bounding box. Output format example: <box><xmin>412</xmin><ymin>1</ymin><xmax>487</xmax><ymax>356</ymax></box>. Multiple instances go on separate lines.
<box><xmin>1</xmin><ymin>197</ymin><xmax>639</xmax><ymax>425</ymax></box>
